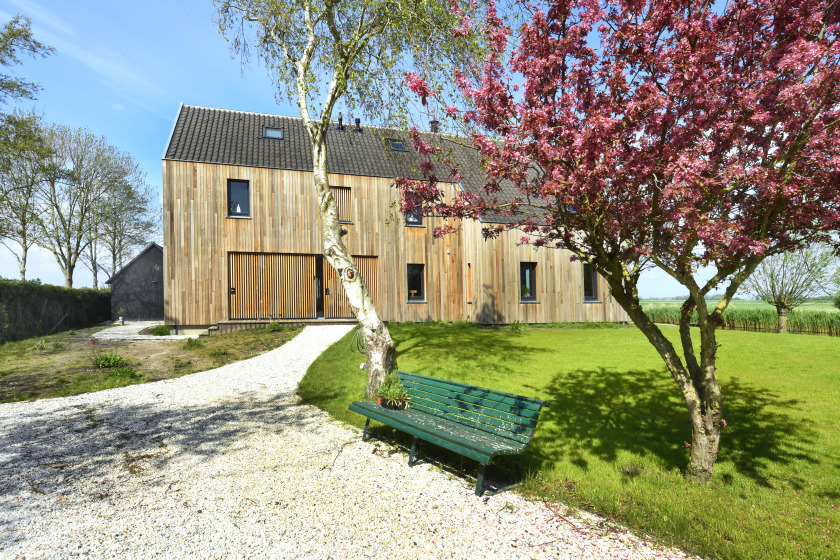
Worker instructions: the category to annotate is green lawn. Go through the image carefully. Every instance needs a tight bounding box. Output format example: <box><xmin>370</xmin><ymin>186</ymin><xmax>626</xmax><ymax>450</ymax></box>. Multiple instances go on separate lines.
<box><xmin>300</xmin><ymin>323</ymin><xmax>840</xmax><ymax>560</ymax></box>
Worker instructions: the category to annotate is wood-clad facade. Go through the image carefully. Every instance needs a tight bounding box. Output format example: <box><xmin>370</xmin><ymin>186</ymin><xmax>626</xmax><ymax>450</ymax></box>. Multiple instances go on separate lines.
<box><xmin>162</xmin><ymin>105</ymin><xmax>630</xmax><ymax>329</ymax></box>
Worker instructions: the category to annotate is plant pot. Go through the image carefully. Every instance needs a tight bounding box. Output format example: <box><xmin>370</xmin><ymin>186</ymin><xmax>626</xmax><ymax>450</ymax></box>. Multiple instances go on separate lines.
<box><xmin>119</xmin><ymin>317</ymin><xmax>125</xmax><ymax>325</ymax></box>
<box><xmin>381</xmin><ymin>399</ymin><xmax>408</xmax><ymax>411</ymax></box>
<box><xmin>376</xmin><ymin>396</ymin><xmax>384</xmax><ymax>406</ymax></box>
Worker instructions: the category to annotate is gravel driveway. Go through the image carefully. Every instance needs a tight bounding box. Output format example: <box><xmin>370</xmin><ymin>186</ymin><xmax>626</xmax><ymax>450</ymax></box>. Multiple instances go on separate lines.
<box><xmin>0</xmin><ymin>325</ymin><xmax>699</xmax><ymax>560</ymax></box>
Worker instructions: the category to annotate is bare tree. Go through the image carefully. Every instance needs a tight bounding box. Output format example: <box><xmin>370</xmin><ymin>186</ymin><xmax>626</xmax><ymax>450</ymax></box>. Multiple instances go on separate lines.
<box><xmin>98</xmin><ymin>177</ymin><xmax>159</xmax><ymax>279</ymax></box>
<box><xmin>36</xmin><ymin>126</ymin><xmax>142</xmax><ymax>287</ymax></box>
<box><xmin>742</xmin><ymin>245</ymin><xmax>838</xmax><ymax>333</ymax></box>
<box><xmin>216</xmin><ymin>0</ymin><xmax>483</xmax><ymax>396</ymax></box>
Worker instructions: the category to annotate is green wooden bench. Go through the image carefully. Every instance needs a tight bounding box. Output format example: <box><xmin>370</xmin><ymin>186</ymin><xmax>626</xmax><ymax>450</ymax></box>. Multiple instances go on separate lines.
<box><xmin>348</xmin><ymin>371</ymin><xmax>551</xmax><ymax>496</ymax></box>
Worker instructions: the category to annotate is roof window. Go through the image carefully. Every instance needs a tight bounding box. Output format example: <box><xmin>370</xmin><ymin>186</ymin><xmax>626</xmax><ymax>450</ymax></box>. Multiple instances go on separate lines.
<box><xmin>264</xmin><ymin>127</ymin><xmax>284</xmax><ymax>139</ymax></box>
<box><xmin>389</xmin><ymin>139</ymin><xmax>408</xmax><ymax>152</ymax></box>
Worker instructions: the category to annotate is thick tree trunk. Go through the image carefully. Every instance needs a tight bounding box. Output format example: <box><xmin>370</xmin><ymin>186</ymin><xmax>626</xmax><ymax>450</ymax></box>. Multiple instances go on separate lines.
<box><xmin>311</xmin><ymin>140</ymin><xmax>395</xmax><ymax>398</ymax></box>
<box><xmin>610</xmin><ymin>289</ymin><xmax>721</xmax><ymax>482</ymax></box>
<box><xmin>776</xmin><ymin>305</ymin><xmax>790</xmax><ymax>333</ymax></box>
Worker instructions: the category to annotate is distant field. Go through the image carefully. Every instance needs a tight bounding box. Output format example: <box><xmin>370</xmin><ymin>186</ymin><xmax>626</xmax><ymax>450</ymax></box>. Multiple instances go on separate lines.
<box><xmin>642</xmin><ymin>299</ymin><xmax>838</xmax><ymax>312</ymax></box>
<box><xmin>641</xmin><ymin>299</ymin><xmax>840</xmax><ymax>335</ymax></box>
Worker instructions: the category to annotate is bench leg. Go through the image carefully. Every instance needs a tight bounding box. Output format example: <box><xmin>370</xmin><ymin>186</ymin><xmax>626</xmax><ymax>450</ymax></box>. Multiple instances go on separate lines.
<box><xmin>362</xmin><ymin>418</ymin><xmax>371</xmax><ymax>442</ymax></box>
<box><xmin>408</xmin><ymin>437</ymin><xmax>419</xmax><ymax>467</ymax></box>
<box><xmin>475</xmin><ymin>464</ymin><xmax>487</xmax><ymax>496</ymax></box>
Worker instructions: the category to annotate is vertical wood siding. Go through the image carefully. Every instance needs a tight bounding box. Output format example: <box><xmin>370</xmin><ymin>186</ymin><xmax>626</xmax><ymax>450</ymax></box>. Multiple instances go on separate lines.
<box><xmin>163</xmin><ymin>160</ymin><xmax>629</xmax><ymax>326</ymax></box>
<box><xmin>228</xmin><ymin>253</ymin><xmax>316</xmax><ymax>319</ymax></box>
<box><xmin>331</xmin><ymin>186</ymin><xmax>352</xmax><ymax>223</ymax></box>
<box><xmin>324</xmin><ymin>256</ymin><xmax>379</xmax><ymax>318</ymax></box>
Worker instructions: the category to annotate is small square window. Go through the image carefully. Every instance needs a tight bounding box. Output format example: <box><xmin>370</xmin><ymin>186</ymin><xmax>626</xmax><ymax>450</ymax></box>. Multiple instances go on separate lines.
<box><xmin>264</xmin><ymin>127</ymin><xmax>284</xmax><ymax>139</ymax></box>
<box><xmin>407</xmin><ymin>264</ymin><xmax>425</xmax><ymax>301</ymax></box>
<box><xmin>389</xmin><ymin>139</ymin><xmax>408</xmax><ymax>152</ymax></box>
<box><xmin>584</xmin><ymin>263</ymin><xmax>599</xmax><ymax>301</ymax></box>
<box><xmin>405</xmin><ymin>211</ymin><xmax>423</xmax><ymax>226</ymax></box>
<box><xmin>520</xmin><ymin>262</ymin><xmax>537</xmax><ymax>301</ymax></box>
<box><xmin>228</xmin><ymin>179</ymin><xmax>250</xmax><ymax>217</ymax></box>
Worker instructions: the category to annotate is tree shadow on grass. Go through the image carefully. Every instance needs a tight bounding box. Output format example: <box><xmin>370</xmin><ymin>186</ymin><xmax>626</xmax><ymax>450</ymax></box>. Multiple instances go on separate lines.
<box><xmin>0</xmin><ymin>391</ymin><xmax>333</xmax><ymax>527</ymax></box>
<box><xmin>527</xmin><ymin>368</ymin><xmax>817</xmax><ymax>486</ymax></box>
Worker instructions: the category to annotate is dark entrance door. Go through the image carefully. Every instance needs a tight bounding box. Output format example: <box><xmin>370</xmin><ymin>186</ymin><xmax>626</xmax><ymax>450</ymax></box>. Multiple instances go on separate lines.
<box><xmin>315</xmin><ymin>256</ymin><xmax>325</xmax><ymax>318</ymax></box>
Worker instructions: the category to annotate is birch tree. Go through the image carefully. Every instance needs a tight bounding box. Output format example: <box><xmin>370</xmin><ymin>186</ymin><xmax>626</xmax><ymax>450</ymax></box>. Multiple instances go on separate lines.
<box><xmin>216</xmin><ymin>0</ymin><xmax>484</xmax><ymax>397</ymax></box>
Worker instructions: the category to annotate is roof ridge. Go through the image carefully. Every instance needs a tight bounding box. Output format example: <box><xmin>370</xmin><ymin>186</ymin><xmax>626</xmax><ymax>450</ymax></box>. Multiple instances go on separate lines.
<box><xmin>180</xmin><ymin>104</ymin><xmax>460</xmax><ymax>137</ymax></box>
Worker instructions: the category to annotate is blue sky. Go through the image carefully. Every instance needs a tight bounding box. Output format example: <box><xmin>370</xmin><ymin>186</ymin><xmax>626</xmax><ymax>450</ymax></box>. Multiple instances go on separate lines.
<box><xmin>0</xmin><ymin>0</ymin><xmax>687</xmax><ymax>297</ymax></box>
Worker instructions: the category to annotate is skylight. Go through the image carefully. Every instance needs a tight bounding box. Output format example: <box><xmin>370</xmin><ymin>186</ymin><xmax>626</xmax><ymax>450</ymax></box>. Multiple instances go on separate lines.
<box><xmin>264</xmin><ymin>127</ymin><xmax>284</xmax><ymax>139</ymax></box>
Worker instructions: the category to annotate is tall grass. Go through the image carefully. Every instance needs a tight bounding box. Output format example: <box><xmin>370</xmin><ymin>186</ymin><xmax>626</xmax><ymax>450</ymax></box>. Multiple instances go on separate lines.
<box><xmin>642</xmin><ymin>303</ymin><xmax>840</xmax><ymax>335</ymax></box>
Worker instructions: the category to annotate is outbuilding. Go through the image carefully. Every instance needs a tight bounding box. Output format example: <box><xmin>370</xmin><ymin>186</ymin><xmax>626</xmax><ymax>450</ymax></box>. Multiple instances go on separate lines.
<box><xmin>105</xmin><ymin>243</ymin><xmax>164</xmax><ymax>321</ymax></box>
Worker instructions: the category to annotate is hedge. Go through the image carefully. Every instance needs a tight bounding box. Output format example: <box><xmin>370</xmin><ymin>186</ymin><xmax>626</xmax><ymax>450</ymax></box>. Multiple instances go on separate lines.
<box><xmin>0</xmin><ymin>279</ymin><xmax>110</xmax><ymax>341</ymax></box>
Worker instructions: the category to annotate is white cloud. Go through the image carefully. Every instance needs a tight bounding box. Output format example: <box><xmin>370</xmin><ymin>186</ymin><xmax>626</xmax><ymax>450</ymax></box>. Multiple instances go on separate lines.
<box><xmin>7</xmin><ymin>0</ymin><xmax>169</xmax><ymax>109</ymax></box>
<box><xmin>7</xmin><ymin>0</ymin><xmax>74</xmax><ymax>37</ymax></box>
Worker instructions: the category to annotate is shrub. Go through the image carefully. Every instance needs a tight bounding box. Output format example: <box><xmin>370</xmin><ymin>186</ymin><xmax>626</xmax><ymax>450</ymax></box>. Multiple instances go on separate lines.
<box><xmin>834</xmin><ymin>292</ymin><xmax>840</xmax><ymax>310</ymax></box>
<box><xmin>150</xmin><ymin>325</ymin><xmax>170</xmax><ymax>336</ymax></box>
<box><xmin>35</xmin><ymin>339</ymin><xmax>64</xmax><ymax>353</ymax></box>
<box><xmin>211</xmin><ymin>348</ymin><xmax>228</xmax><ymax>356</ymax></box>
<box><xmin>92</xmin><ymin>352</ymin><xmax>125</xmax><ymax>368</ymax></box>
<box><xmin>107</xmin><ymin>366</ymin><xmax>141</xmax><ymax>380</ymax></box>
<box><xmin>265</xmin><ymin>322</ymin><xmax>294</xmax><ymax>332</ymax></box>
<box><xmin>508</xmin><ymin>320</ymin><xmax>529</xmax><ymax>332</ymax></box>
<box><xmin>182</xmin><ymin>338</ymin><xmax>204</xmax><ymax>350</ymax></box>
<box><xmin>0</xmin><ymin>278</ymin><xmax>110</xmax><ymax>341</ymax></box>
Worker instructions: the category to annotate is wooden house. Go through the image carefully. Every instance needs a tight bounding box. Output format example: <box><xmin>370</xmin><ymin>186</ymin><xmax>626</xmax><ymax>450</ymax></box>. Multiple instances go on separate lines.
<box><xmin>162</xmin><ymin>105</ymin><xmax>629</xmax><ymax>333</ymax></box>
<box><xmin>105</xmin><ymin>242</ymin><xmax>164</xmax><ymax>321</ymax></box>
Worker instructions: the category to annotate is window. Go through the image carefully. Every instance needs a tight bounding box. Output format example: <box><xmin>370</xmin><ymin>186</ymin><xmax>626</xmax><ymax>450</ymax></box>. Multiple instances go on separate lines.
<box><xmin>520</xmin><ymin>262</ymin><xmax>537</xmax><ymax>301</ymax></box>
<box><xmin>227</xmin><ymin>179</ymin><xmax>250</xmax><ymax>217</ymax></box>
<box><xmin>331</xmin><ymin>187</ymin><xmax>351</xmax><ymax>223</ymax></box>
<box><xmin>264</xmin><ymin>126</ymin><xmax>284</xmax><ymax>139</ymax></box>
<box><xmin>405</xmin><ymin>211</ymin><xmax>423</xmax><ymax>226</ymax></box>
<box><xmin>407</xmin><ymin>264</ymin><xmax>425</xmax><ymax>302</ymax></box>
<box><xmin>583</xmin><ymin>263</ymin><xmax>599</xmax><ymax>301</ymax></box>
<box><xmin>389</xmin><ymin>138</ymin><xmax>408</xmax><ymax>152</ymax></box>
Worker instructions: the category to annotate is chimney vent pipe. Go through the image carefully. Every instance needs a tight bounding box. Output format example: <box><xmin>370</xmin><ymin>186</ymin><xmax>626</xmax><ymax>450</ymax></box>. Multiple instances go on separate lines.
<box><xmin>338</xmin><ymin>112</ymin><xmax>344</xmax><ymax>131</ymax></box>
<box><xmin>430</xmin><ymin>120</ymin><xmax>440</xmax><ymax>133</ymax></box>
<box><xmin>355</xmin><ymin>118</ymin><xmax>361</xmax><ymax>132</ymax></box>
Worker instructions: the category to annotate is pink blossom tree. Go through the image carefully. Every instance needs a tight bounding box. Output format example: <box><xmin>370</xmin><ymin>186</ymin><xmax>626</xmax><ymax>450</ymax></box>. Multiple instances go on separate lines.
<box><xmin>399</xmin><ymin>0</ymin><xmax>840</xmax><ymax>482</ymax></box>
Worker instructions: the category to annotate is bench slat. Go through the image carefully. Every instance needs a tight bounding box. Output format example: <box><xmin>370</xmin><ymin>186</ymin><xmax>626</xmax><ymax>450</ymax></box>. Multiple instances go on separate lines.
<box><xmin>403</xmin><ymin>381</ymin><xmax>541</xmax><ymax>425</ymax></box>
<box><xmin>399</xmin><ymin>371</ymin><xmax>549</xmax><ymax>412</ymax></box>
<box><xmin>349</xmin><ymin>402</ymin><xmax>525</xmax><ymax>463</ymax></box>
<box><xmin>409</xmin><ymin>398</ymin><xmax>534</xmax><ymax>445</ymax></box>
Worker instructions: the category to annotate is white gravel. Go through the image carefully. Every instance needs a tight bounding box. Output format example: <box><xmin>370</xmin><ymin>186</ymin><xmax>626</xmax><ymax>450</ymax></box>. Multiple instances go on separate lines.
<box><xmin>0</xmin><ymin>325</ymin><xmax>700</xmax><ymax>560</ymax></box>
<box><xmin>92</xmin><ymin>321</ymin><xmax>198</xmax><ymax>341</ymax></box>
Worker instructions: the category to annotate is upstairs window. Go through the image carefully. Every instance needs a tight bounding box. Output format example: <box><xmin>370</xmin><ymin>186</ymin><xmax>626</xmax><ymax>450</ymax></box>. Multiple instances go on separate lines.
<box><xmin>583</xmin><ymin>263</ymin><xmax>599</xmax><ymax>301</ymax></box>
<box><xmin>520</xmin><ymin>262</ymin><xmax>537</xmax><ymax>301</ymax></box>
<box><xmin>331</xmin><ymin>186</ymin><xmax>351</xmax><ymax>223</ymax></box>
<box><xmin>407</xmin><ymin>264</ymin><xmax>425</xmax><ymax>302</ymax></box>
<box><xmin>405</xmin><ymin>210</ymin><xmax>423</xmax><ymax>226</ymax></box>
<box><xmin>227</xmin><ymin>179</ymin><xmax>250</xmax><ymax>217</ymax></box>
<box><xmin>264</xmin><ymin>126</ymin><xmax>284</xmax><ymax>139</ymax></box>
<box><xmin>389</xmin><ymin>138</ymin><xmax>408</xmax><ymax>152</ymax></box>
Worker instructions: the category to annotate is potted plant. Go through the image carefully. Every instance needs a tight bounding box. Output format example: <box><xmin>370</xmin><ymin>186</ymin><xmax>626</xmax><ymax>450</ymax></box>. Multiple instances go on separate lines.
<box><xmin>376</xmin><ymin>372</ymin><xmax>409</xmax><ymax>410</ymax></box>
<box><xmin>116</xmin><ymin>308</ymin><xmax>127</xmax><ymax>325</ymax></box>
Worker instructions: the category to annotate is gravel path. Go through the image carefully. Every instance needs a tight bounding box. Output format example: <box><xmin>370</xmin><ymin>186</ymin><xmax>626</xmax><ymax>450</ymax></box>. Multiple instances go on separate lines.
<box><xmin>92</xmin><ymin>321</ymin><xmax>198</xmax><ymax>341</ymax></box>
<box><xmin>1</xmin><ymin>325</ymin><xmax>700</xmax><ymax>560</ymax></box>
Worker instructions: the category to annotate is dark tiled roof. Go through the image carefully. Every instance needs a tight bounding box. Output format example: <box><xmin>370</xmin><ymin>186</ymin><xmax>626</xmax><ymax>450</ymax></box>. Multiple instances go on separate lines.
<box><xmin>164</xmin><ymin>105</ymin><xmax>528</xmax><ymax>224</ymax></box>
